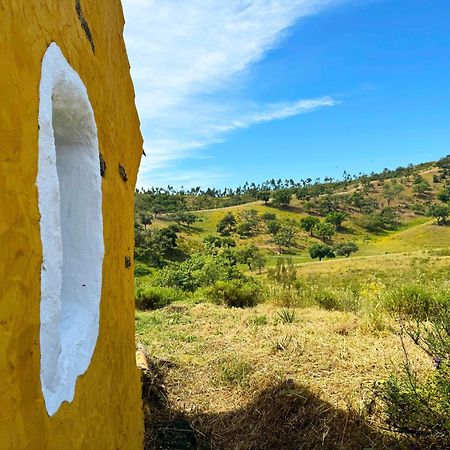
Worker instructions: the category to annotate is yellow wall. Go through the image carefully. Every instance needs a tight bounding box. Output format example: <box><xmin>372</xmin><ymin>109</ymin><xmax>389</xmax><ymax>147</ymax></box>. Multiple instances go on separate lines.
<box><xmin>0</xmin><ymin>1</ymin><xmax>143</xmax><ymax>448</ymax></box>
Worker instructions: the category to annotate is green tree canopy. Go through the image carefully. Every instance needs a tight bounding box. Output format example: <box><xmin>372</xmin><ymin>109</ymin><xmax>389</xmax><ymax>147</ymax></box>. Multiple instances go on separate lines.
<box><xmin>333</xmin><ymin>242</ymin><xmax>359</xmax><ymax>258</ymax></box>
<box><xmin>309</xmin><ymin>243</ymin><xmax>335</xmax><ymax>261</ymax></box>
<box><xmin>272</xmin><ymin>189</ymin><xmax>292</xmax><ymax>207</ymax></box>
<box><xmin>299</xmin><ymin>216</ymin><xmax>320</xmax><ymax>236</ymax></box>
<box><xmin>312</xmin><ymin>222</ymin><xmax>336</xmax><ymax>242</ymax></box>
<box><xmin>325</xmin><ymin>211</ymin><xmax>347</xmax><ymax>229</ymax></box>
<box><xmin>217</xmin><ymin>213</ymin><xmax>237</xmax><ymax>235</ymax></box>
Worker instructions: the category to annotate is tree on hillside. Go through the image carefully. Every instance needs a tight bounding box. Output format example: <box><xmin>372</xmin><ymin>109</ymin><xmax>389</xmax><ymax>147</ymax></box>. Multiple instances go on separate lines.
<box><xmin>240</xmin><ymin>209</ymin><xmax>259</xmax><ymax>224</ymax></box>
<box><xmin>152</xmin><ymin>204</ymin><xmax>165</xmax><ymax>217</ymax></box>
<box><xmin>203</xmin><ymin>235</ymin><xmax>236</xmax><ymax>254</ymax></box>
<box><xmin>333</xmin><ymin>242</ymin><xmax>359</xmax><ymax>258</ymax></box>
<box><xmin>273</xmin><ymin>225</ymin><xmax>296</xmax><ymax>251</ymax></box>
<box><xmin>261</xmin><ymin>212</ymin><xmax>277</xmax><ymax>221</ymax></box>
<box><xmin>217</xmin><ymin>213</ymin><xmax>237</xmax><ymax>236</ymax></box>
<box><xmin>139</xmin><ymin>211</ymin><xmax>153</xmax><ymax>228</ymax></box>
<box><xmin>257</xmin><ymin>191</ymin><xmax>271</xmax><ymax>205</ymax></box>
<box><xmin>266</xmin><ymin>220</ymin><xmax>280</xmax><ymax>235</ymax></box>
<box><xmin>312</xmin><ymin>222</ymin><xmax>336</xmax><ymax>242</ymax></box>
<box><xmin>272</xmin><ymin>189</ymin><xmax>292</xmax><ymax>207</ymax></box>
<box><xmin>237</xmin><ymin>221</ymin><xmax>256</xmax><ymax>237</ymax></box>
<box><xmin>237</xmin><ymin>245</ymin><xmax>266</xmax><ymax>272</ymax></box>
<box><xmin>383</xmin><ymin>182</ymin><xmax>405</xmax><ymax>206</ymax></box>
<box><xmin>317</xmin><ymin>195</ymin><xmax>339</xmax><ymax>215</ymax></box>
<box><xmin>180</xmin><ymin>212</ymin><xmax>198</xmax><ymax>228</ymax></box>
<box><xmin>413</xmin><ymin>179</ymin><xmax>431</xmax><ymax>197</ymax></box>
<box><xmin>309</xmin><ymin>243</ymin><xmax>335</xmax><ymax>261</ymax></box>
<box><xmin>325</xmin><ymin>211</ymin><xmax>347</xmax><ymax>230</ymax></box>
<box><xmin>135</xmin><ymin>226</ymin><xmax>178</xmax><ymax>267</ymax></box>
<box><xmin>171</xmin><ymin>211</ymin><xmax>198</xmax><ymax>228</ymax></box>
<box><xmin>437</xmin><ymin>189</ymin><xmax>450</xmax><ymax>203</ymax></box>
<box><xmin>429</xmin><ymin>204</ymin><xmax>450</xmax><ymax>226</ymax></box>
<box><xmin>299</xmin><ymin>216</ymin><xmax>320</xmax><ymax>236</ymax></box>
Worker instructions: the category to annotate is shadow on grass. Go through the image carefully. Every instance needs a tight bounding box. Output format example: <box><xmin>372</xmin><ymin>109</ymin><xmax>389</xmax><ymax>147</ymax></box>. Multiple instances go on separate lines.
<box><xmin>142</xmin><ymin>358</ymin><xmax>416</xmax><ymax>450</ymax></box>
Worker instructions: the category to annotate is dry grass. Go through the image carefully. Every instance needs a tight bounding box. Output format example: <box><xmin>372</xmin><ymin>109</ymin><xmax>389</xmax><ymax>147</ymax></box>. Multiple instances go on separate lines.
<box><xmin>136</xmin><ymin>302</ymin><xmax>430</xmax><ymax>449</ymax></box>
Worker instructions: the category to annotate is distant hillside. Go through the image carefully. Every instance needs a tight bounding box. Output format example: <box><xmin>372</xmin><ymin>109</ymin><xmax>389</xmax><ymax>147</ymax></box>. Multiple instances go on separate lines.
<box><xmin>135</xmin><ymin>155</ymin><xmax>450</xmax><ymax>268</ymax></box>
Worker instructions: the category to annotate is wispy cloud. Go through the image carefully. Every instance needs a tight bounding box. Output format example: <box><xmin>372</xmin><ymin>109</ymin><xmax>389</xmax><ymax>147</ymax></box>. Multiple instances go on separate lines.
<box><xmin>122</xmin><ymin>0</ymin><xmax>343</xmax><ymax>187</ymax></box>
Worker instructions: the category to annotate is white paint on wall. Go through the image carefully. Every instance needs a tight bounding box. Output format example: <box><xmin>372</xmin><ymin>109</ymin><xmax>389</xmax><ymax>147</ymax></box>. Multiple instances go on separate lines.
<box><xmin>37</xmin><ymin>43</ymin><xmax>104</xmax><ymax>416</ymax></box>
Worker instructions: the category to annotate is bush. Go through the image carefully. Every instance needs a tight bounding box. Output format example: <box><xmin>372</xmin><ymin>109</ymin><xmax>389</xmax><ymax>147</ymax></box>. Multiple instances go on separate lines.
<box><xmin>386</xmin><ymin>284</ymin><xmax>446</xmax><ymax>321</ymax></box>
<box><xmin>206</xmin><ymin>279</ymin><xmax>261</xmax><ymax>308</ymax></box>
<box><xmin>261</xmin><ymin>212</ymin><xmax>277</xmax><ymax>221</ymax></box>
<box><xmin>154</xmin><ymin>253</ymin><xmax>242</xmax><ymax>292</ymax></box>
<box><xmin>378</xmin><ymin>306</ymin><xmax>450</xmax><ymax>446</ymax></box>
<box><xmin>312</xmin><ymin>287</ymin><xmax>360</xmax><ymax>312</ymax></box>
<box><xmin>134</xmin><ymin>261</ymin><xmax>151</xmax><ymax>277</ymax></box>
<box><xmin>135</xmin><ymin>286</ymin><xmax>184</xmax><ymax>310</ymax></box>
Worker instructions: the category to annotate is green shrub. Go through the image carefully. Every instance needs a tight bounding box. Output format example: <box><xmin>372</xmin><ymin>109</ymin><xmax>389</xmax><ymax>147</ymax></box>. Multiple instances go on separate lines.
<box><xmin>277</xmin><ymin>308</ymin><xmax>296</xmax><ymax>324</ymax></box>
<box><xmin>135</xmin><ymin>286</ymin><xmax>184</xmax><ymax>310</ymax></box>
<box><xmin>134</xmin><ymin>262</ymin><xmax>151</xmax><ymax>277</ymax></box>
<box><xmin>264</xmin><ymin>283</ymin><xmax>304</xmax><ymax>308</ymax></box>
<box><xmin>313</xmin><ymin>287</ymin><xmax>360</xmax><ymax>312</ymax></box>
<box><xmin>207</xmin><ymin>279</ymin><xmax>261</xmax><ymax>308</ymax></box>
<box><xmin>386</xmin><ymin>284</ymin><xmax>445</xmax><ymax>320</ymax></box>
<box><xmin>154</xmin><ymin>253</ymin><xmax>242</xmax><ymax>292</ymax></box>
<box><xmin>261</xmin><ymin>212</ymin><xmax>277</xmax><ymax>221</ymax></box>
<box><xmin>378</xmin><ymin>306</ymin><xmax>450</xmax><ymax>446</ymax></box>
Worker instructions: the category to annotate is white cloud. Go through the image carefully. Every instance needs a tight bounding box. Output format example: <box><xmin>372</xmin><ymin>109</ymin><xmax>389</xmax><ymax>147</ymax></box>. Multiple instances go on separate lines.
<box><xmin>122</xmin><ymin>0</ymin><xmax>343</xmax><ymax>187</ymax></box>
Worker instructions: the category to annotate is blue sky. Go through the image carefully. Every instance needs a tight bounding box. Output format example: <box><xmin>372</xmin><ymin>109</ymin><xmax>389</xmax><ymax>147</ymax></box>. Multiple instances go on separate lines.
<box><xmin>122</xmin><ymin>0</ymin><xmax>450</xmax><ymax>189</ymax></box>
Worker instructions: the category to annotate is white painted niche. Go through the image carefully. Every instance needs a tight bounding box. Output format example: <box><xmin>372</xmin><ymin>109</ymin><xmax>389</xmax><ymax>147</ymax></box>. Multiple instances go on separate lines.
<box><xmin>37</xmin><ymin>43</ymin><xmax>104</xmax><ymax>416</ymax></box>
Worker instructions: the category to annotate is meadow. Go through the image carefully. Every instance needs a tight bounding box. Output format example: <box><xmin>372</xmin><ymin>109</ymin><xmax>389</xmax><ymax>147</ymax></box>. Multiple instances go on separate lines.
<box><xmin>135</xmin><ymin>159</ymin><xmax>450</xmax><ymax>449</ymax></box>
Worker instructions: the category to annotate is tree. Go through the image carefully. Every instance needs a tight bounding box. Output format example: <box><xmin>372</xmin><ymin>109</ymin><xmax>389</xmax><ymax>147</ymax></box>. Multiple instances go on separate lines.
<box><xmin>217</xmin><ymin>213</ymin><xmax>237</xmax><ymax>235</ymax></box>
<box><xmin>272</xmin><ymin>189</ymin><xmax>292</xmax><ymax>207</ymax></box>
<box><xmin>257</xmin><ymin>191</ymin><xmax>271</xmax><ymax>205</ymax></box>
<box><xmin>203</xmin><ymin>235</ymin><xmax>236</xmax><ymax>253</ymax></box>
<box><xmin>155</xmin><ymin>227</ymin><xmax>178</xmax><ymax>252</ymax></box>
<box><xmin>299</xmin><ymin>216</ymin><xmax>320</xmax><ymax>236</ymax></box>
<box><xmin>266</xmin><ymin>220</ymin><xmax>280</xmax><ymax>235</ymax></box>
<box><xmin>379</xmin><ymin>207</ymin><xmax>399</xmax><ymax>228</ymax></box>
<box><xmin>135</xmin><ymin>226</ymin><xmax>178</xmax><ymax>267</ymax></box>
<box><xmin>437</xmin><ymin>189</ymin><xmax>450</xmax><ymax>203</ymax></box>
<box><xmin>180</xmin><ymin>212</ymin><xmax>198</xmax><ymax>228</ymax></box>
<box><xmin>309</xmin><ymin>243</ymin><xmax>335</xmax><ymax>261</ymax></box>
<box><xmin>429</xmin><ymin>204</ymin><xmax>450</xmax><ymax>225</ymax></box>
<box><xmin>171</xmin><ymin>211</ymin><xmax>198</xmax><ymax>228</ymax></box>
<box><xmin>383</xmin><ymin>182</ymin><xmax>405</xmax><ymax>206</ymax></box>
<box><xmin>325</xmin><ymin>211</ymin><xmax>347</xmax><ymax>229</ymax></box>
<box><xmin>261</xmin><ymin>212</ymin><xmax>277</xmax><ymax>221</ymax></box>
<box><xmin>139</xmin><ymin>211</ymin><xmax>153</xmax><ymax>228</ymax></box>
<box><xmin>252</xmin><ymin>253</ymin><xmax>266</xmax><ymax>273</ymax></box>
<box><xmin>413</xmin><ymin>180</ymin><xmax>431</xmax><ymax>197</ymax></box>
<box><xmin>333</xmin><ymin>242</ymin><xmax>359</xmax><ymax>258</ymax></box>
<box><xmin>152</xmin><ymin>203</ymin><xmax>165</xmax><ymax>217</ymax></box>
<box><xmin>273</xmin><ymin>225</ymin><xmax>296</xmax><ymax>251</ymax></box>
<box><xmin>312</xmin><ymin>222</ymin><xmax>336</xmax><ymax>242</ymax></box>
<box><xmin>237</xmin><ymin>221</ymin><xmax>255</xmax><ymax>237</ymax></box>
<box><xmin>238</xmin><ymin>245</ymin><xmax>266</xmax><ymax>271</ymax></box>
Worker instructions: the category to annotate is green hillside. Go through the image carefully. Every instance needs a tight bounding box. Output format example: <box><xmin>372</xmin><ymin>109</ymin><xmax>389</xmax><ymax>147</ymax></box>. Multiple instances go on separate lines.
<box><xmin>135</xmin><ymin>156</ymin><xmax>450</xmax><ymax>449</ymax></box>
<box><xmin>138</xmin><ymin>160</ymin><xmax>450</xmax><ymax>267</ymax></box>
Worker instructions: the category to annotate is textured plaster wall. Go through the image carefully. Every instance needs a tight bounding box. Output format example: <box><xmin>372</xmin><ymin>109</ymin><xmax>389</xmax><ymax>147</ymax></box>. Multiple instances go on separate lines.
<box><xmin>0</xmin><ymin>1</ymin><xmax>143</xmax><ymax>448</ymax></box>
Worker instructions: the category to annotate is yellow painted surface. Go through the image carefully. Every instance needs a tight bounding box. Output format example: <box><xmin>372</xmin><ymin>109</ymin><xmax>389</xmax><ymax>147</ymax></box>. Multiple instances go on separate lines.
<box><xmin>0</xmin><ymin>1</ymin><xmax>143</xmax><ymax>448</ymax></box>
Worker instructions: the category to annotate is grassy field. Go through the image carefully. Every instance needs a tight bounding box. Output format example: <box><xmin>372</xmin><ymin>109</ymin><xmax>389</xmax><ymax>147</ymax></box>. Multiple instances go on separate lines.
<box><xmin>136</xmin><ymin>249</ymin><xmax>450</xmax><ymax>449</ymax></box>
<box><xmin>136</xmin><ymin>164</ymin><xmax>450</xmax><ymax>448</ymax></box>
